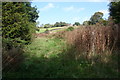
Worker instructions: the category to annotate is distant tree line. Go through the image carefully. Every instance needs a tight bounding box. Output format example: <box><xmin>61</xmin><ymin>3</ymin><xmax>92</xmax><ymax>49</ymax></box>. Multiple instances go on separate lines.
<box><xmin>83</xmin><ymin>12</ymin><xmax>108</xmax><ymax>26</ymax></box>
<box><xmin>73</xmin><ymin>22</ymin><xmax>80</xmax><ymax>26</ymax></box>
<box><xmin>42</xmin><ymin>22</ymin><xmax>81</xmax><ymax>28</ymax></box>
<box><xmin>83</xmin><ymin>1</ymin><xmax>120</xmax><ymax>26</ymax></box>
<box><xmin>43</xmin><ymin>22</ymin><xmax>68</xmax><ymax>28</ymax></box>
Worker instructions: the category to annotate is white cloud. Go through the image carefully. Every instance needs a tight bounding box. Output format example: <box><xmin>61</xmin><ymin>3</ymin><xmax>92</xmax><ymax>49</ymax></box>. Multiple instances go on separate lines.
<box><xmin>63</xmin><ymin>6</ymin><xmax>85</xmax><ymax>12</ymax></box>
<box><xmin>40</xmin><ymin>3</ymin><xmax>54</xmax><ymax>11</ymax></box>
<box><xmin>99</xmin><ymin>10</ymin><xmax>109</xmax><ymax>15</ymax></box>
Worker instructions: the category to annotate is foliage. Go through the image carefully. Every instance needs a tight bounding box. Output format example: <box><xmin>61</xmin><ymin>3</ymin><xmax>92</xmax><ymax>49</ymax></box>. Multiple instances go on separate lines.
<box><xmin>98</xmin><ymin>19</ymin><xmax>108</xmax><ymax>26</ymax></box>
<box><xmin>2</xmin><ymin>2</ymin><xmax>39</xmax><ymax>49</ymax></box>
<box><xmin>83</xmin><ymin>12</ymin><xmax>108</xmax><ymax>26</ymax></box>
<box><xmin>3</xmin><ymin>35</ymin><xmax>119</xmax><ymax>78</ymax></box>
<box><xmin>36</xmin><ymin>27</ymin><xmax>40</xmax><ymax>32</ymax></box>
<box><xmin>45</xmin><ymin>28</ymin><xmax>49</xmax><ymax>34</ymax></box>
<box><xmin>109</xmin><ymin>1</ymin><xmax>120</xmax><ymax>24</ymax></box>
<box><xmin>53</xmin><ymin>22</ymin><xmax>68</xmax><ymax>27</ymax></box>
<box><xmin>65</xmin><ymin>26</ymin><xmax>119</xmax><ymax>60</ymax></box>
<box><xmin>73</xmin><ymin>22</ymin><xmax>80</xmax><ymax>26</ymax></box>
<box><xmin>66</xmin><ymin>27</ymin><xmax>74</xmax><ymax>31</ymax></box>
<box><xmin>90</xmin><ymin>12</ymin><xmax>103</xmax><ymax>25</ymax></box>
<box><xmin>83</xmin><ymin>21</ymin><xmax>91</xmax><ymax>25</ymax></box>
<box><xmin>44</xmin><ymin>24</ymin><xmax>53</xmax><ymax>28</ymax></box>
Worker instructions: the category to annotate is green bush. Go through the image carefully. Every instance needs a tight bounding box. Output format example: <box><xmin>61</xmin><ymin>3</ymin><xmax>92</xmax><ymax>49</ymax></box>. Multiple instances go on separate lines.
<box><xmin>109</xmin><ymin>1</ymin><xmax>120</xmax><ymax>24</ymax></box>
<box><xmin>66</xmin><ymin>27</ymin><xmax>74</xmax><ymax>31</ymax></box>
<box><xmin>36</xmin><ymin>27</ymin><xmax>40</xmax><ymax>32</ymax></box>
<box><xmin>45</xmin><ymin>29</ymin><xmax>49</xmax><ymax>34</ymax></box>
<box><xmin>2</xmin><ymin>2</ymin><xmax>39</xmax><ymax>50</ymax></box>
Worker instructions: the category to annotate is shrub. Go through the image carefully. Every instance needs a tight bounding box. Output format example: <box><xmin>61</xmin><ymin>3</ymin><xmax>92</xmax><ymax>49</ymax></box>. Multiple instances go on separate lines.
<box><xmin>65</xmin><ymin>25</ymin><xmax>119</xmax><ymax>61</ymax></box>
<box><xmin>52</xmin><ymin>31</ymin><xmax>66</xmax><ymax>39</ymax></box>
<box><xmin>36</xmin><ymin>27</ymin><xmax>40</xmax><ymax>32</ymax></box>
<box><xmin>66</xmin><ymin>27</ymin><xmax>74</xmax><ymax>31</ymax></box>
<box><xmin>45</xmin><ymin>29</ymin><xmax>50</xmax><ymax>34</ymax></box>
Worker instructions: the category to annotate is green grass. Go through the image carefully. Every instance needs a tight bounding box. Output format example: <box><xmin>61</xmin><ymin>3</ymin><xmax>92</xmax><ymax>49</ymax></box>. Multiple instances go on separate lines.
<box><xmin>36</xmin><ymin>27</ymin><xmax>66</xmax><ymax>33</ymax></box>
<box><xmin>36</xmin><ymin>26</ymin><xmax>79</xmax><ymax>33</ymax></box>
<box><xmin>25</xmin><ymin>37</ymin><xmax>66</xmax><ymax>57</ymax></box>
<box><xmin>3</xmin><ymin>35</ymin><xmax>119</xmax><ymax>78</ymax></box>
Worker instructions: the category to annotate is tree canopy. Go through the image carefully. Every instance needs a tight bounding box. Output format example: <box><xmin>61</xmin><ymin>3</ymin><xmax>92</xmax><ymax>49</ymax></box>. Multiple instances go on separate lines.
<box><xmin>2</xmin><ymin>2</ymin><xmax>39</xmax><ymax>49</ymax></box>
<box><xmin>44</xmin><ymin>24</ymin><xmax>53</xmax><ymax>28</ymax></box>
<box><xmin>53</xmin><ymin>22</ymin><xmax>68</xmax><ymax>27</ymax></box>
<box><xmin>83</xmin><ymin>21</ymin><xmax>91</xmax><ymax>26</ymax></box>
<box><xmin>73</xmin><ymin>22</ymin><xmax>80</xmax><ymax>26</ymax></box>
<box><xmin>90</xmin><ymin>12</ymin><xmax>103</xmax><ymax>25</ymax></box>
<box><xmin>109</xmin><ymin>1</ymin><xmax>120</xmax><ymax>24</ymax></box>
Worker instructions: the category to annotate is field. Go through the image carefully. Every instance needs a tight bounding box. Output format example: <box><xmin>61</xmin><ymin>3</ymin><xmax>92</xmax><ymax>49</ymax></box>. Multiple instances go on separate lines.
<box><xmin>36</xmin><ymin>27</ymin><xmax>67</xmax><ymax>33</ymax></box>
<box><xmin>2</xmin><ymin>1</ymin><xmax>120</xmax><ymax>79</ymax></box>
<box><xmin>36</xmin><ymin>26</ymin><xmax>80</xmax><ymax>33</ymax></box>
<box><xmin>3</xmin><ymin>26</ymin><xmax>119</xmax><ymax>78</ymax></box>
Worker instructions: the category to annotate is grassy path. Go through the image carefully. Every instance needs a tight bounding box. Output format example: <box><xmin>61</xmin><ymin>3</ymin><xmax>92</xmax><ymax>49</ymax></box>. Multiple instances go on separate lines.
<box><xmin>25</xmin><ymin>37</ymin><xmax>66</xmax><ymax>58</ymax></box>
<box><xmin>3</xmin><ymin>35</ymin><xmax>119</xmax><ymax>78</ymax></box>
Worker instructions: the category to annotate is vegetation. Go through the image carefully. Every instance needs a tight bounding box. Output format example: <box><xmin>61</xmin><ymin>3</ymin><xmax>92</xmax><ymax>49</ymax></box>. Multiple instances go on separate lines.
<box><xmin>2</xmin><ymin>2</ymin><xmax>39</xmax><ymax>74</ymax></box>
<box><xmin>83</xmin><ymin>12</ymin><xmax>108</xmax><ymax>26</ymax></box>
<box><xmin>2</xmin><ymin>1</ymin><xmax>120</xmax><ymax>79</ymax></box>
<box><xmin>44</xmin><ymin>24</ymin><xmax>53</xmax><ymax>28</ymax></box>
<box><xmin>73</xmin><ymin>22</ymin><xmax>80</xmax><ymax>26</ymax></box>
<box><xmin>3</xmin><ymin>29</ymin><xmax>119</xmax><ymax>78</ymax></box>
<box><xmin>53</xmin><ymin>22</ymin><xmax>68</xmax><ymax>27</ymax></box>
<box><xmin>36</xmin><ymin>27</ymin><xmax>40</xmax><ymax>32</ymax></box>
<box><xmin>109</xmin><ymin>1</ymin><xmax>120</xmax><ymax>24</ymax></box>
<box><xmin>44</xmin><ymin>28</ymin><xmax>49</xmax><ymax>34</ymax></box>
<box><xmin>36</xmin><ymin>27</ymin><xmax>67</xmax><ymax>33</ymax></box>
<box><xmin>83</xmin><ymin>21</ymin><xmax>91</xmax><ymax>26</ymax></box>
<box><xmin>90</xmin><ymin>12</ymin><xmax>103</xmax><ymax>25</ymax></box>
<box><xmin>2</xmin><ymin>2</ymin><xmax>39</xmax><ymax>48</ymax></box>
<box><xmin>66</xmin><ymin>27</ymin><xmax>74</xmax><ymax>31</ymax></box>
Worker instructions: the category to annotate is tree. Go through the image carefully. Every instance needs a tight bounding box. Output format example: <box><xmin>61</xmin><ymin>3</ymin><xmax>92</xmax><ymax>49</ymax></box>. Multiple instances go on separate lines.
<box><xmin>53</xmin><ymin>22</ymin><xmax>67</xmax><ymax>27</ymax></box>
<box><xmin>2</xmin><ymin>2</ymin><xmax>39</xmax><ymax>49</ymax></box>
<box><xmin>90</xmin><ymin>12</ymin><xmax>103</xmax><ymax>25</ymax></box>
<box><xmin>109</xmin><ymin>1</ymin><xmax>120</xmax><ymax>24</ymax></box>
<box><xmin>73</xmin><ymin>22</ymin><xmax>80</xmax><ymax>26</ymax></box>
<box><xmin>98</xmin><ymin>18</ymin><xmax>108</xmax><ymax>26</ymax></box>
<box><xmin>44</xmin><ymin>24</ymin><xmax>52</xmax><ymax>28</ymax></box>
<box><xmin>83</xmin><ymin>21</ymin><xmax>91</xmax><ymax>26</ymax></box>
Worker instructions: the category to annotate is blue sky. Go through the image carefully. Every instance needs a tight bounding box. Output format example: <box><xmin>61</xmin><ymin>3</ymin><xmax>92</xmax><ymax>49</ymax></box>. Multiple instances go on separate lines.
<box><xmin>31</xmin><ymin>2</ymin><xmax>110</xmax><ymax>26</ymax></box>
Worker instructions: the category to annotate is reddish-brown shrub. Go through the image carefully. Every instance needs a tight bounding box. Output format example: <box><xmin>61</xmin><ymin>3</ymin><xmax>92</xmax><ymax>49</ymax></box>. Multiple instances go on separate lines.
<box><xmin>65</xmin><ymin>25</ymin><xmax>119</xmax><ymax>61</ymax></box>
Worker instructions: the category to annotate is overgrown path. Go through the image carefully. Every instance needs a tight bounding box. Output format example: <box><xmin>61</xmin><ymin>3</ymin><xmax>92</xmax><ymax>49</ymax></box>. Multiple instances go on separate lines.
<box><xmin>3</xmin><ymin>33</ymin><xmax>119</xmax><ymax>78</ymax></box>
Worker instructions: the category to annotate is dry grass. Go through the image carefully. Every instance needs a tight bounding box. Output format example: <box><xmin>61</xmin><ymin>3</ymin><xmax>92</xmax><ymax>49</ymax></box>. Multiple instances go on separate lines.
<box><xmin>2</xmin><ymin>47</ymin><xmax>24</xmax><ymax>73</ymax></box>
<box><xmin>65</xmin><ymin>24</ymin><xmax>119</xmax><ymax>62</ymax></box>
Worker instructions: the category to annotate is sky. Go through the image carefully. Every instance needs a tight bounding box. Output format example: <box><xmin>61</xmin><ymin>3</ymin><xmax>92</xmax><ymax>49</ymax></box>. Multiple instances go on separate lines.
<box><xmin>31</xmin><ymin>1</ymin><xmax>110</xmax><ymax>26</ymax></box>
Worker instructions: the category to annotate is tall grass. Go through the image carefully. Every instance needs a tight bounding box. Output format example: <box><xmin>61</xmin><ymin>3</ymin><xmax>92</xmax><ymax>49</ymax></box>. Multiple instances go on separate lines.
<box><xmin>65</xmin><ymin>24</ymin><xmax>119</xmax><ymax>62</ymax></box>
<box><xmin>3</xmin><ymin>24</ymin><xmax>119</xmax><ymax>78</ymax></box>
